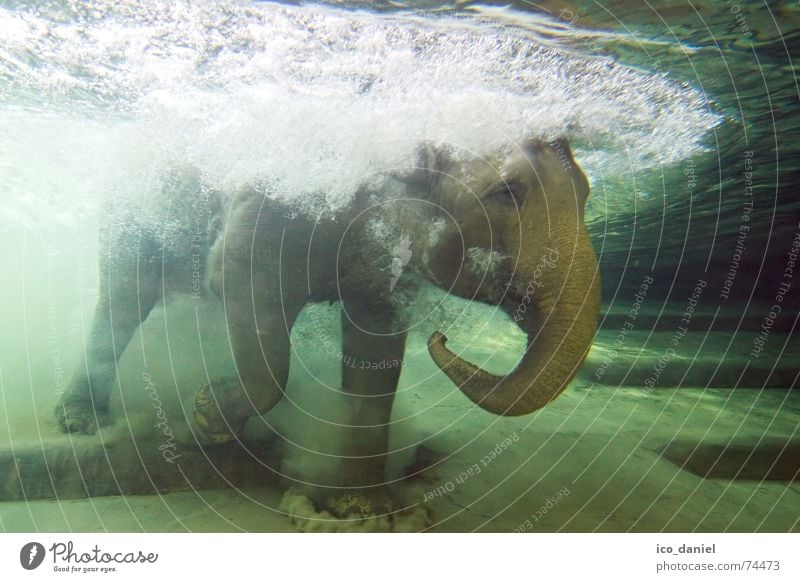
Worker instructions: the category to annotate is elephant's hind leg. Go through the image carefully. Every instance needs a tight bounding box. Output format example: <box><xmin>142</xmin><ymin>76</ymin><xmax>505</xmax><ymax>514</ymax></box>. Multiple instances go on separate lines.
<box><xmin>55</xmin><ymin>249</ymin><xmax>161</xmax><ymax>433</ymax></box>
<box><xmin>193</xmin><ymin>245</ymin><xmax>305</xmax><ymax>443</ymax></box>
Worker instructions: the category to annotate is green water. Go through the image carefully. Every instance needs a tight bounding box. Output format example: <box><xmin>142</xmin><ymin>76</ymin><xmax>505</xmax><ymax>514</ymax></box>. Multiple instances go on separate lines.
<box><xmin>0</xmin><ymin>0</ymin><xmax>797</xmax><ymax>532</ymax></box>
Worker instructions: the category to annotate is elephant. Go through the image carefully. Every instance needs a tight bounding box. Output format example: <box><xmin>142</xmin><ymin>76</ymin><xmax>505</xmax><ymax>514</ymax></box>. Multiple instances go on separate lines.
<box><xmin>55</xmin><ymin>138</ymin><xmax>600</xmax><ymax>516</ymax></box>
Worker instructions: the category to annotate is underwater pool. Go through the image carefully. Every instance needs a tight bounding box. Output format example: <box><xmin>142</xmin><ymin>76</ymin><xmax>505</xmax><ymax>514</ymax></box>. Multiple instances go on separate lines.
<box><xmin>0</xmin><ymin>0</ymin><xmax>797</xmax><ymax>533</ymax></box>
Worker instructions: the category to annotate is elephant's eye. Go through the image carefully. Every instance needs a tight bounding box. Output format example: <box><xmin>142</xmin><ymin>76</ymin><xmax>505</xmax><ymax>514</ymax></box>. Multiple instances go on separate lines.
<box><xmin>486</xmin><ymin>181</ymin><xmax>525</xmax><ymax>204</ymax></box>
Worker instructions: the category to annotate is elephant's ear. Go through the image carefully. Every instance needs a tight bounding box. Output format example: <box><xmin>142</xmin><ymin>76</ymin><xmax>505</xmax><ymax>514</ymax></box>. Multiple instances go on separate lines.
<box><xmin>523</xmin><ymin>137</ymin><xmax>590</xmax><ymax>207</ymax></box>
<box><xmin>390</xmin><ymin>142</ymin><xmax>444</xmax><ymax>190</ymax></box>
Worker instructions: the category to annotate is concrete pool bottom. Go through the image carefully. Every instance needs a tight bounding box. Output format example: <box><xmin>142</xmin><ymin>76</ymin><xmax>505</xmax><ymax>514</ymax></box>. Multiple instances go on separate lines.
<box><xmin>2</xmin><ymin>386</ymin><xmax>797</xmax><ymax>533</ymax></box>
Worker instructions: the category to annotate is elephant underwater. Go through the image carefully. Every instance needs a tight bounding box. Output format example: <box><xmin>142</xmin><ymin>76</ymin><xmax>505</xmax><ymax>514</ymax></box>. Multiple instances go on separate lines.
<box><xmin>54</xmin><ymin>138</ymin><xmax>600</xmax><ymax>519</ymax></box>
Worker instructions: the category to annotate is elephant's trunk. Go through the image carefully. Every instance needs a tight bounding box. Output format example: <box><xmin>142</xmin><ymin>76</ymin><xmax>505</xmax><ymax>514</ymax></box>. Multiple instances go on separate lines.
<box><xmin>427</xmin><ymin>219</ymin><xmax>600</xmax><ymax>416</ymax></box>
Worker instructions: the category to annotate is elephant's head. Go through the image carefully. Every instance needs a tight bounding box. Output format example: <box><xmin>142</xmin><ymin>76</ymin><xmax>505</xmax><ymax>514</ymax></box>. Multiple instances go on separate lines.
<box><xmin>399</xmin><ymin>139</ymin><xmax>600</xmax><ymax>416</ymax></box>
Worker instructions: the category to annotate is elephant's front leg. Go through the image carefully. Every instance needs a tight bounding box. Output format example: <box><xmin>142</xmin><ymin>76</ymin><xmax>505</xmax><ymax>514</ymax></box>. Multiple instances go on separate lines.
<box><xmin>193</xmin><ymin>244</ymin><xmax>305</xmax><ymax>443</ymax></box>
<box><xmin>323</xmin><ymin>301</ymin><xmax>406</xmax><ymax>517</ymax></box>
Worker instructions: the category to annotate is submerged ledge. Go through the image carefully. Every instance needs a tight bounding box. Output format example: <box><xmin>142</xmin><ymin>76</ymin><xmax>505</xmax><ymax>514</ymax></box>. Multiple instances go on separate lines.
<box><xmin>0</xmin><ymin>437</ymin><xmax>278</xmax><ymax>503</ymax></box>
<box><xmin>660</xmin><ymin>440</ymin><xmax>800</xmax><ymax>482</ymax></box>
<box><xmin>599</xmin><ymin>306</ymin><xmax>796</xmax><ymax>333</ymax></box>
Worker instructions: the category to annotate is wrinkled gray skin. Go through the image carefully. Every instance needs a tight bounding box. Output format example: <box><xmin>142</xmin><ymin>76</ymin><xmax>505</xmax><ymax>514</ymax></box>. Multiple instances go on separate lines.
<box><xmin>55</xmin><ymin>140</ymin><xmax>600</xmax><ymax>516</ymax></box>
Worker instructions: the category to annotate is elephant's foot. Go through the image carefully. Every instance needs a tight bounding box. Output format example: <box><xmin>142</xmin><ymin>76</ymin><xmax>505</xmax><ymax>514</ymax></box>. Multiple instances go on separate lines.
<box><xmin>279</xmin><ymin>487</ymin><xmax>431</xmax><ymax>533</ymax></box>
<box><xmin>321</xmin><ymin>487</ymin><xmax>395</xmax><ymax>519</ymax></box>
<box><xmin>193</xmin><ymin>378</ymin><xmax>249</xmax><ymax>444</ymax></box>
<box><xmin>54</xmin><ymin>390</ymin><xmax>107</xmax><ymax>434</ymax></box>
